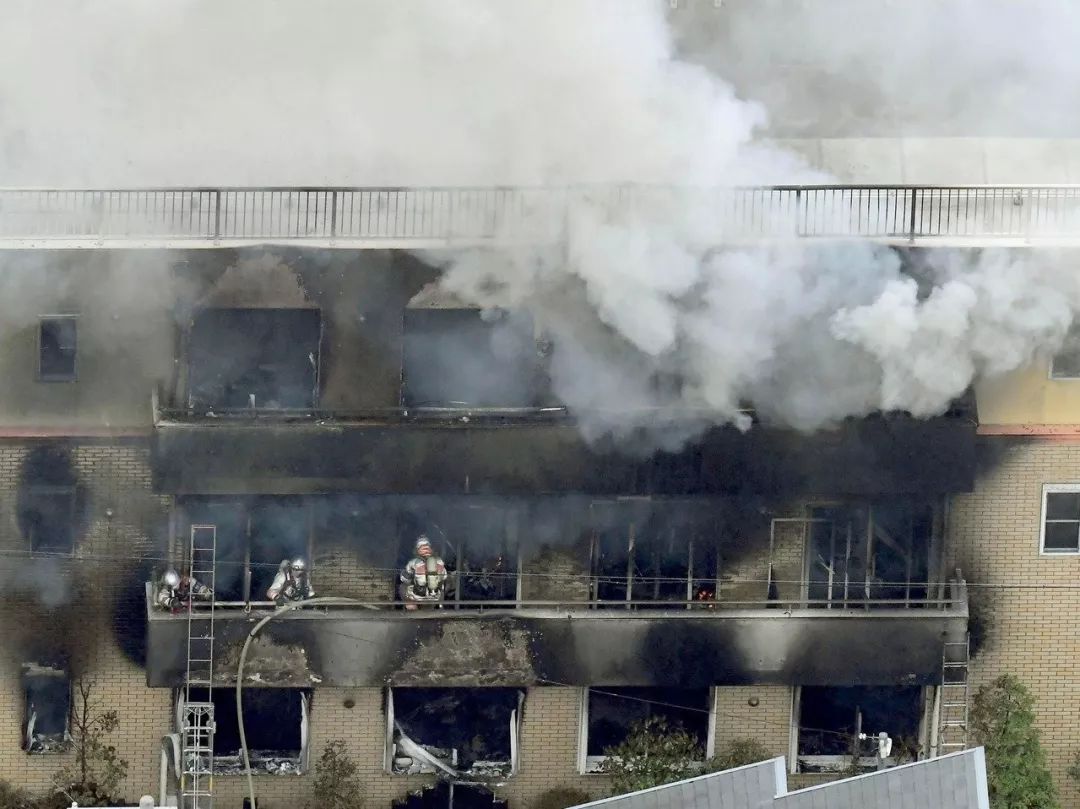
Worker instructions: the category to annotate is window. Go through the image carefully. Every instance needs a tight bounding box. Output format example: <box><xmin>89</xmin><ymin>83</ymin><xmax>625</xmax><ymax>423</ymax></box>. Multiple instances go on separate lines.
<box><xmin>1041</xmin><ymin>486</ymin><xmax>1080</xmax><ymax>553</ymax></box>
<box><xmin>793</xmin><ymin>686</ymin><xmax>923</xmax><ymax>773</ymax></box>
<box><xmin>1051</xmin><ymin>329</ymin><xmax>1080</xmax><ymax>379</ymax></box>
<box><xmin>38</xmin><ymin>316</ymin><xmax>77</xmax><ymax>382</ymax></box>
<box><xmin>187</xmin><ymin>308</ymin><xmax>321</xmax><ymax>410</ymax></box>
<box><xmin>589</xmin><ymin>501</ymin><xmax>720</xmax><ymax>609</ymax></box>
<box><xmin>21</xmin><ymin>485</ymin><xmax>76</xmax><ymax>554</ymax></box>
<box><xmin>386</xmin><ymin>688</ymin><xmax>522</xmax><ymax>777</ymax></box>
<box><xmin>182</xmin><ymin>688</ymin><xmax>309</xmax><ymax>774</ymax></box>
<box><xmin>23</xmin><ymin>666</ymin><xmax>70</xmax><ymax>754</ymax></box>
<box><xmin>803</xmin><ymin>500</ymin><xmax>934</xmax><ymax>605</ymax></box>
<box><xmin>402</xmin><ymin>307</ymin><xmax>537</xmax><ymax>408</ymax></box>
<box><xmin>579</xmin><ymin>687</ymin><xmax>712</xmax><ymax>773</ymax></box>
<box><xmin>179</xmin><ymin>497</ymin><xmax>312</xmax><ymax>604</ymax></box>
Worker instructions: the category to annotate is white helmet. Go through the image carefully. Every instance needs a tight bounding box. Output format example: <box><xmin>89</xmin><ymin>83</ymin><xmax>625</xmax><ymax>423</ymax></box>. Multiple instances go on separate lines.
<box><xmin>415</xmin><ymin>536</ymin><xmax>432</xmax><ymax>554</ymax></box>
<box><xmin>290</xmin><ymin>558</ymin><xmax>307</xmax><ymax>573</ymax></box>
<box><xmin>163</xmin><ymin>569</ymin><xmax>180</xmax><ymax>588</ymax></box>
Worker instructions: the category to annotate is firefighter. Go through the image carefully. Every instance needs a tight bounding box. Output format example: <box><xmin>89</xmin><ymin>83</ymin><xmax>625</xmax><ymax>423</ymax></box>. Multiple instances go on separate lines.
<box><xmin>156</xmin><ymin>568</ymin><xmax>213</xmax><ymax>613</ymax></box>
<box><xmin>267</xmin><ymin>557</ymin><xmax>314</xmax><ymax>604</ymax></box>
<box><xmin>400</xmin><ymin>535</ymin><xmax>448</xmax><ymax>610</ymax></box>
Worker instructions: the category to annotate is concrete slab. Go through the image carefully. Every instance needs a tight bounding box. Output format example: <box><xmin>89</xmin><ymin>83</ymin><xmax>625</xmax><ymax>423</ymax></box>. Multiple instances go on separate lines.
<box><xmin>900</xmin><ymin>138</ymin><xmax>987</xmax><ymax>185</ymax></box>
<box><xmin>983</xmin><ymin>138</ymin><xmax>1071</xmax><ymax>183</ymax></box>
<box><xmin>818</xmin><ymin>138</ymin><xmax>904</xmax><ymax>183</ymax></box>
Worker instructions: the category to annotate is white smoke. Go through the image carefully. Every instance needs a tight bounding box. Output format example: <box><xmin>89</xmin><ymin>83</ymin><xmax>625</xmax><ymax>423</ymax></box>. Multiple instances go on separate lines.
<box><xmin>3</xmin><ymin>0</ymin><xmax>1080</xmax><ymax>443</ymax></box>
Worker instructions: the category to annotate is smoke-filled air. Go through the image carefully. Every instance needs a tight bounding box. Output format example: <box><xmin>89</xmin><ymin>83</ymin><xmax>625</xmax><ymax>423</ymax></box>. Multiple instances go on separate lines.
<box><xmin>4</xmin><ymin>0</ymin><xmax>1080</xmax><ymax>444</ymax></box>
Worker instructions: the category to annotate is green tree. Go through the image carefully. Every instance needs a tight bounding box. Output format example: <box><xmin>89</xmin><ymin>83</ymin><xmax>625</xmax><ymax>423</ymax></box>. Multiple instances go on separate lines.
<box><xmin>971</xmin><ymin>674</ymin><xmax>1058</xmax><ymax>809</ymax></box>
<box><xmin>308</xmin><ymin>740</ymin><xmax>364</xmax><ymax>809</ymax></box>
<box><xmin>600</xmin><ymin>716</ymin><xmax>705</xmax><ymax>795</ymax></box>
<box><xmin>52</xmin><ymin>679</ymin><xmax>129</xmax><ymax>806</ymax></box>
<box><xmin>706</xmin><ymin>738</ymin><xmax>770</xmax><ymax>771</ymax></box>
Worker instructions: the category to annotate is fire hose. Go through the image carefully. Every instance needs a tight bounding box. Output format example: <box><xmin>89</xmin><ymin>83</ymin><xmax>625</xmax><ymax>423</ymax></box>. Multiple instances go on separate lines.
<box><xmin>236</xmin><ymin>597</ymin><xmax>379</xmax><ymax>809</ymax></box>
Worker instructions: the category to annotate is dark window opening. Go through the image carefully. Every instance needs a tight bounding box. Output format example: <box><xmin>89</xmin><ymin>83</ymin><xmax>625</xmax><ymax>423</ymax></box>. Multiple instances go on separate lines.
<box><xmin>589</xmin><ymin>502</ymin><xmax>720</xmax><ymax>609</ymax></box>
<box><xmin>402</xmin><ymin>308</ymin><xmax>537</xmax><ymax>408</ymax></box>
<box><xmin>806</xmin><ymin>501</ymin><xmax>934</xmax><ymax>606</ymax></box>
<box><xmin>38</xmin><ymin>316</ymin><xmax>77</xmax><ymax>382</ymax></box>
<box><xmin>187</xmin><ymin>308</ymin><xmax>321</xmax><ymax>411</ymax></box>
<box><xmin>1051</xmin><ymin>329</ymin><xmax>1080</xmax><ymax>378</ymax></box>
<box><xmin>23</xmin><ymin>667</ymin><xmax>70</xmax><ymax>754</ymax></box>
<box><xmin>585</xmin><ymin>687</ymin><xmax>710</xmax><ymax>765</ymax></box>
<box><xmin>396</xmin><ymin>503</ymin><xmax>519</xmax><ymax>605</ymax></box>
<box><xmin>178</xmin><ymin>497</ymin><xmax>312</xmax><ymax>604</ymax></box>
<box><xmin>389</xmin><ymin>687</ymin><xmax>521</xmax><ymax>776</ymax></box>
<box><xmin>22</xmin><ymin>485</ymin><xmax>76</xmax><ymax>554</ymax></box>
<box><xmin>186</xmin><ymin>687</ymin><xmax>308</xmax><ymax>774</ymax></box>
<box><xmin>1044</xmin><ymin>490</ymin><xmax>1080</xmax><ymax>553</ymax></box>
<box><xmin>797</xmin><ymin>686</ymin><xmax>922</xmax><ymax>772</ymax></box>
<box><xmin>250</xmin><ymin>498</ymin><xmax>310</xmax><ymax>599</ymax></box>
<box><xmin>391</xmin><ymin>782</ymin><xmax>508</xmax><ymax>809</ymax></box>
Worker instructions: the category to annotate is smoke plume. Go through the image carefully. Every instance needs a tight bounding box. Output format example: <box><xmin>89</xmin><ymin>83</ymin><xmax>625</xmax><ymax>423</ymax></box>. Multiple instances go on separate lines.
<box><xmin>3</xmin><ymin>1</ymin><xmax>1080</xmax><ymax>443</ymax></box>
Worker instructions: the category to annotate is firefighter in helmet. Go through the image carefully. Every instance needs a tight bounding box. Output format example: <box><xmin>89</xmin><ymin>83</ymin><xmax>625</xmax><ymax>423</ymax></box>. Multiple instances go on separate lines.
<box><xmin>267</xmin><ymin>557</ymin><xmax>315</xmax><ymax>604</ymax></box>
<box><xmin>400</xmin><ymin>535</ymin><xmax>448</xmax><ymax>610</ymax></box>
<box><xmin>156</xmin><ymin>568</ymin><xmax>213</xmax><ymax>613</ymax></box>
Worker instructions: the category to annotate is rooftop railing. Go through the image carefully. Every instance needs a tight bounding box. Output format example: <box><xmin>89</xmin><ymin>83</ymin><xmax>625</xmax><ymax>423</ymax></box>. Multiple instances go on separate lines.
<box><xmin>4</xmin><ymin>185</ymin><xmax>1080</xmax><ymax>245</ymax></box>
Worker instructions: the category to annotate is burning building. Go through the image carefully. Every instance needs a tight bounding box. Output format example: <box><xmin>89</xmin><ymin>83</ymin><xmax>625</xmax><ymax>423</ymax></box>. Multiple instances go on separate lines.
<box><xmin>0</xmin><ymin>181</ymin><xmax>1006</xmax><ymax>809</ymax></box>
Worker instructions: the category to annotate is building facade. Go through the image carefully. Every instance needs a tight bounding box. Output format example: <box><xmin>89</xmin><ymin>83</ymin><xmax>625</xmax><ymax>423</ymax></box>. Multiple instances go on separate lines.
<box><xmin>0</xmin><ymin>199</ymin><xmax>984</xmax><ymax>809</ymax></box>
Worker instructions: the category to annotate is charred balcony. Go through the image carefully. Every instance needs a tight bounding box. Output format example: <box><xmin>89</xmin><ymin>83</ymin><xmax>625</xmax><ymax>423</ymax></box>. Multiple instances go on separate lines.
<box><xmin>5</xmin><ymin>185</ymin><xmax>1080</xmax><ymax>248</ymax></box>
<box><xmin>152</xmin><ymin>404</ymin><xmax>976</xmax><ymax>496</ymax></box>
<box><xmin>143</xmin><ymin>580</ymin><xmax>968</xmax><ymax>689</ymax></box>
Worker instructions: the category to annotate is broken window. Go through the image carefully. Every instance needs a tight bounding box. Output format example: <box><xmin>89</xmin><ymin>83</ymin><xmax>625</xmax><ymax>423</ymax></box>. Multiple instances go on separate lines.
<box><xmin>794</xmin><ymin>686</ymin><xmax>923</xmax><ymax>773</ymax></box>
<box><xmin>178</xmin><ymin>497</ymin><xmax>313</xmax><ymax>605</ymax></box>
<box><xmin>23</xmin><ymin>665</ymin><xmax>70</xmax><ymax>754</ymax></box>
<box><xmin>589</xmin><ymin>501</ymin><xmax>720</xmax><ymax>608</ymax></box>
<box><xmin>402</xmin><ymin>307</ymin><xmax>537</xmax><ymax>408</ymax></box>
<box><xmin>250</xmin><ymin>498</ymin><xmax>310</xmax><ymax>599</ymax></box>
<box><xmin>398</xmin><ymin>502</ymin><xmax>520</xmax><ymax>606</ymax></box>
<box><xmin>1051</xmin><ymin>328</ymin><xmax>1080</xmax><ymax>378</ymax></box>
<box><xmin>804</xmin><ymin>501</ymin><xmax>935</xmax><ymax>606</ymax></box>
<box><xmin>22</xmin><ymin>485</ymin><xmax>76</xmax><ymax>554</ymax></box>
<box><xmin>183</xmin><ymin>688</ymin><xmax>310</xmax><ymax>774</ymax></box>
<box><xmin>387</xmin><ymin>687</ymin><xmax>522</xmax><ymax>777</ymax></box>
<box><xmin>1042</xmin><ymin>486</ymin><xmax>1080</xmax><ymax>553</ymax></box>
<box><xmin>38</xmin><ymin>316</ymin><xmax>77</xmax><ymax>382</ymax></box>
<box><xmin>581</xmin><ymin>687</ymin><xmax>711</xmax><ymax>773</ymax></box>
<box><xmin>187</xmin><ymin>308</ymin><xmax>321</xmax><ymax>410</ymax></box>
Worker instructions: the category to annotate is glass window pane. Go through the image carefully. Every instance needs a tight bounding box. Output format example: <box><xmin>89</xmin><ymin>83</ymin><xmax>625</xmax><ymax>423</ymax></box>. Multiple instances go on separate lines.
<box><xmin>1046</xmin><ymin>492</ymin><xmax>1080</xmax><ymax>521</ymax></box>
<box><xmin>1044</xmin><ymin>521</ymin><xmax>1080</xmax><ymax>552</ymax></box>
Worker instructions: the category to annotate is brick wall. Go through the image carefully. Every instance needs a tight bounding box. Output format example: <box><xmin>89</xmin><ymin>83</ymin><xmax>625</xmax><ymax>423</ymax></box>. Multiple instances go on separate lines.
<box><xmin>949</xmin><ymin>438</ymin><xmax>1080</xmax><ymax>808</ymax></box>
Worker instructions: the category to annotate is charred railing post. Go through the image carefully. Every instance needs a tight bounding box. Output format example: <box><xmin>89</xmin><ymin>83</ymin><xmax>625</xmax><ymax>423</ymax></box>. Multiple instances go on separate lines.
<box><xmin>213</xmin><ymin>189</ymin><xmax>222</xmax><ymax>240</ymax></box>
<box><xmin>330</xmin><ymin>190</ymin><xmax>338</xmax><ymax>239</ymax></box>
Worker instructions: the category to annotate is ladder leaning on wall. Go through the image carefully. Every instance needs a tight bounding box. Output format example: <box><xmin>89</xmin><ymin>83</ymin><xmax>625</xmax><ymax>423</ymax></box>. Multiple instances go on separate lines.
<box><xmin>180</xmin><ymin>524</ymin><xmax>218</xmax><ymax>809</ymax></box>
<box><xmin>936</xmin><ymin>633</ymin><xmax>971</xmax><ymax>755</ymax></box>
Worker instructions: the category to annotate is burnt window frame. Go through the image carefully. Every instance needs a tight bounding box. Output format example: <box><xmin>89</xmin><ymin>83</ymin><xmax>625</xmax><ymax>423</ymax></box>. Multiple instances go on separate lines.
<box><xmin>175</xmin><ymin>497</ymin><xmax>315</xmax><ymax>607</ymax></box>
<box><xmin>795</xmin><ymin>499</ymin><xmax>939</xmax><ymax>606</ymax></box>
<box><xmin>37</xmin><ymin>315</ymin><xmax>78</xmax><ymax>383</ymax></box>
<box><xmin>577</xmin><ymin>686</ymin><xmax>715</xmax><ymax>774</ymax></box>
<box><xmin>24</xmin><ymin>484</ymin><xmax>78</xmax><ymax>556</ymax></box>
<box><xmin>185</xmin><ymin>307</ymin><xmax>323</xmax><ymax>412</ymax></box>
<box><xmin>22</xmin><ymin>667</ymin><xmax>71</xmax><ymax>754</ymax></box>
<box><xmin>384</xmin><ymin>686</ymin><xmax>524</xmax><ymax>777</ymax></box>
<box><xmin>789</xmin><ymin>685</ymin><xmax>928</xmax><ymax>774</ymax></box>
<box><xmin>587</xmin><ymin>500</ymin><xmax>721</xmax><ymax>609</ymax></box>
<box><xmin>1040</xmin><ymin>485</ymin><xmax>1080</xmax><ymax>555</ymax></box>
<box><xmin>178</xmin><ymin>687</ymin><xmax>311</xmax><ymax>774</ymax></box>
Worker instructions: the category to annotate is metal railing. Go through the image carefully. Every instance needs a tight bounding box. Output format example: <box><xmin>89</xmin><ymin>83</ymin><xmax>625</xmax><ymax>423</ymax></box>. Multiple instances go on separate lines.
<box><xmin>6</xmin><ymin>185</ymin><xmax>1080</xmax><ymax>244</ymax></box>
<box><xmin>147</xmin><ymin>581</ymin><xmax>966</xmax><ymax>615</ymax></box>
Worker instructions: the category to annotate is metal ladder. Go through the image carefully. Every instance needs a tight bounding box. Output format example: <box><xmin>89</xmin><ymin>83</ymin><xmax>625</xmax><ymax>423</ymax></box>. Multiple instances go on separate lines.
<box><xmin>180</xmin><ymin>524</ymin><xmax>218</xmax><ymax>809</ymax></box>
<box><xmin>937</xmin><ymin>634</ymin><xmax>970</xmax><ymax>755</ymax></box>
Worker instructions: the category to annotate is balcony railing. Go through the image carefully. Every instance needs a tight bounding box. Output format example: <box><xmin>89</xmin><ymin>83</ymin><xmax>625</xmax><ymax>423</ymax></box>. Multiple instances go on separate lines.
<box><xmin>4</xmin><ymin>185</ymin><xmax>1080</xmax><ymax>245</ymax></box>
